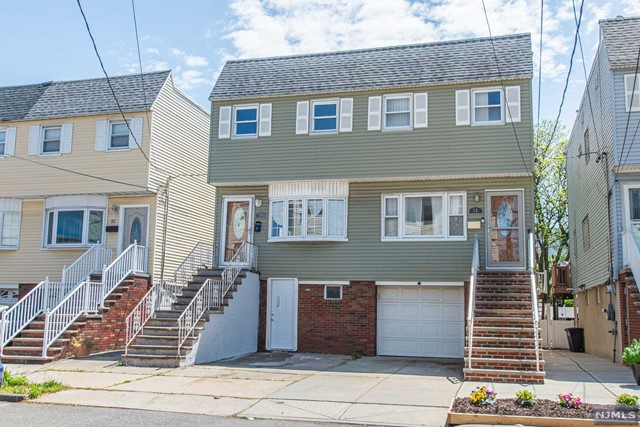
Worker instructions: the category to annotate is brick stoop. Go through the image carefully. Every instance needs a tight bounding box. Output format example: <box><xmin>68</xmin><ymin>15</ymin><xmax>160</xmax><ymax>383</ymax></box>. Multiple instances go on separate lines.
<box><xmin>1</xmin><ymin>275</ymin><xmax>150</xmax><ymax>364</ymax></box>
<box><xmin>464</xmin><ymin>271</ymin><xmax>545</xmax><ymax>384</ymax></box>
<box><xmin>123</xmin><ymin>269</ymin><xmax>246</xmax><ymax>368</ymax></box>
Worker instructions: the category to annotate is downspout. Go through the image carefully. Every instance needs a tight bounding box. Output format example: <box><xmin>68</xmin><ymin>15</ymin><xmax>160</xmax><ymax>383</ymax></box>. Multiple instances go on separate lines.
<box><xmin>159</xmin><ymin>176</ymin><xmax>173</xmax><ymax>282</ymax></box>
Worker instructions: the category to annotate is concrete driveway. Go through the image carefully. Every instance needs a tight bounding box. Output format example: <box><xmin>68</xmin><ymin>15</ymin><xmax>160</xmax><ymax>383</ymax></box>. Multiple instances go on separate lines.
<box><xmin>7</xmin><ymin>352</ymin><xmax>464</xmax><ymax>427</ymax></box>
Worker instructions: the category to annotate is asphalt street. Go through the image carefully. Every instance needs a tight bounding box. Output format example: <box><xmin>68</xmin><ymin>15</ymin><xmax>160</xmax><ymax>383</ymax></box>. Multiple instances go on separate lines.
<box><xmin>0</xmin><ymin>402</ymin><xmax>362</xmax><ymax>427</ymax></box>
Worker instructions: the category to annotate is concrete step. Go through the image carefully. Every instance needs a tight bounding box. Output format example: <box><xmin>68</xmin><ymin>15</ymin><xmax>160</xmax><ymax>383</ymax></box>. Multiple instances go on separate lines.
<box><xmin>123</xmin><ymin>354</ymin><xmax>185</xmax><ymax>368</ymax></box>
<box><xmin>465</xmin><ymin>357</ymin><xmax>545</xmax><ymax>371</ymax></box>
<box><xmin>9</xmin><ymin>337</ymin><xmax>70</xmax><ymax>348</ymax></box>
<box><xmin>3</xmin><ymin>346</ymin><xmax>63</xmax><ymax>357</ymax></box>
<box><xmin>127</xmin><ymin>344</ymin><xmax>191</xmax><ymax>356</ymax></box>
<box><xmin>134</xmin><ymin>334</ymin><xmax>197</xmax><ymax>346</ymax></box>
<box><xmin>154</xmin><ymin>310</ymin><xmax>184</xmax><ymax>319</ymax></box>
<box><xmin>463</xmin><ymin>367</ymin><xmax>545</xmax><ymax>384</ymax></box>
<box><xmin>0</xmin><ymin>355</ymin><xmax>54</xmax><ymax>364</ymax></box>
<box><xmin>141</xmin><ymin>325</ymin><xmax>205</xmax><ymax>337</ymax></box>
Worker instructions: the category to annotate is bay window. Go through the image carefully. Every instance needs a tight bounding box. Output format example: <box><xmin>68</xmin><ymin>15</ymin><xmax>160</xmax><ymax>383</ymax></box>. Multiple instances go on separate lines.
<box><xmin>45</xmin><ymin>208</ymin><xmax>105</xmax><ymax>247</ymax></box>
<box><xmin>270</xmin><ymin>197</ymin><xmax>347</xmax><ymax>241</ymax></box>
<box><xmin>382</xmin><ymin>192</ymin><xmax>466</xmax><ymax>240</ymax></box>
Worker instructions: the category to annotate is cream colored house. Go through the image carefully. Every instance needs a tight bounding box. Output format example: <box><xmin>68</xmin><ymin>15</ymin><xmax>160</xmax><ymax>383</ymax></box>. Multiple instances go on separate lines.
<box><xmin>0</xmin><ymin>71</ymin><xmax>214</xmax><ymax>294</ymax></box>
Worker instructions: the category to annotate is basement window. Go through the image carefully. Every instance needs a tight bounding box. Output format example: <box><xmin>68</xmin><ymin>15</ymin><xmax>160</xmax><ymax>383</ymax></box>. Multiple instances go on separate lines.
<box><xmin>324</xmin><ymin>285</ymin><xmax>342</xmax><ymax>300</ymax></box>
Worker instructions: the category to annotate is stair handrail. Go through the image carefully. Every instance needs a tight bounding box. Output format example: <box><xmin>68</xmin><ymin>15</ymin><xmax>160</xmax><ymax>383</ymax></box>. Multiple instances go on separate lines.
<box><xmin>124</xmin><ymin>280</ymin><xmax>182</xmax><ymax>354</ymax></box>
<box><xmin>528</xmin><ymin>231</ymin><xmax>541</xmax><ymax>372</ymax></box>
<box><xmin>176</xmin><ymin>241</ymin><xmax>258</xmax><ymax>355</ymax></box>
<box><xmin>61</xmin><ymin>243</ymin><xmax>113</xmax><ymax>286</ymax></box>
<box><xmin>0</xmin><ymin>278</ymin><xmax>74</xmax><ymax>356</ymax></box>
<box><xmin>174</xmin><ymin>242</ymin><xmax>215</xmax><ymax>288</ymax></box>
<box><xmin>41</xmin><ymin>281</ymin><xmax>103</xmax><ymax>357</ymax></box>
<box><xmin>466</xmin><ymin>235</ymin><xmax>479</xmax><ymax>370</ymax></box>
<box><xmin>101</xmin><ymin>242</ymin><xmax>148</xmax><ymax>303</ymax></box>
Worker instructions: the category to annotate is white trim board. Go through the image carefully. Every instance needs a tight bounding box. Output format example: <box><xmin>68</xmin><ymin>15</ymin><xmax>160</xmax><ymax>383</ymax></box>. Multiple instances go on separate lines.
<box><xmin>375</xmin><ymin>281</ymin><xmax>464</xmax><ymax>287</ymax></box>
<box><xmin>298</xmin><ymin>280</ymin><xmax>350</xmax><ymax>285</ymax></box>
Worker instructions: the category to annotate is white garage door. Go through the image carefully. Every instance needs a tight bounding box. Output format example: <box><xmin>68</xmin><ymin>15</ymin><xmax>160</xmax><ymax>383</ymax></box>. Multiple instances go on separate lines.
<box><xmin>377</xmin><ymin>286</ymin><xmax>464</xmax><ymax>358</ymax></box>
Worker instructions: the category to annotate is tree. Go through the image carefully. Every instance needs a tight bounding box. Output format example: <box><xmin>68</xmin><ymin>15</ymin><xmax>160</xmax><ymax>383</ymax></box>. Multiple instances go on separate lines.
<box><xmin>534</xmin><ymin>119</ymin><xmax>569</xmax><ymax>275</ymax></box>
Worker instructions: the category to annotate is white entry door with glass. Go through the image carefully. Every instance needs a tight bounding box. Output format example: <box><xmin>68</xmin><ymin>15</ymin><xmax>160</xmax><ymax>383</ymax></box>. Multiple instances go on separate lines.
<box><xmin>220</xmin><ymin>197</ymin><xmax>253</xmax><ymax>265</ymax></box>
<box><xmin>120</xmin><ymin>206</ymin><xmax>149</xmax><ymax>252</ymax></box>
<box><xmin>486</xmin><ymin>190</ymin><xmax>525</xmax><ymax>269</ymax></box>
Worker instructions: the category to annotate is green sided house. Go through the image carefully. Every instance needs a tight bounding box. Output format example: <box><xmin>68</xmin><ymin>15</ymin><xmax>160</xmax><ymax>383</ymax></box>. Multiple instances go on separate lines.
<box><xmin>189</xmin><ymin>34</ymin><xmax>541</xmax><ymax>382</ymax></box>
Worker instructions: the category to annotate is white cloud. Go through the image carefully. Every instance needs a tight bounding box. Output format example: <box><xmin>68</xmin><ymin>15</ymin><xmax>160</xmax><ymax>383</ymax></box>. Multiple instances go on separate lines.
<box><xmin>172</xmin><ymin>67</ymin><xmax>214</xmax><ymax>90</ymax></box>
<box><xmin>146</xmin><ymin>47</ymin><xmax>160</xmax><ymax>55</ymax></box>
<box><xmin>171</xmin><ymin>48</ymin><xmax>209</xmax><ymax>67</ymax></box>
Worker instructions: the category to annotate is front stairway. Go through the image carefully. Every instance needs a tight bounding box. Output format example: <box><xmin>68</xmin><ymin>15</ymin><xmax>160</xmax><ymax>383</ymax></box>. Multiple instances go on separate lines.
<box><xmin>464</xmin><ymin>271</ymin><xmax>545</xmax><ymax>383</ymax></box>
<box><xmin>123</xmin><ymin>269</ymin><xmax>247</xmax><ymax>368</ymax></box>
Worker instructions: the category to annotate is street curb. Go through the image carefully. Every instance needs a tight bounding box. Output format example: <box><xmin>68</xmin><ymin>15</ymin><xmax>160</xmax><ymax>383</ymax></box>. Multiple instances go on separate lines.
<box><xmin>0</xmin><ymin>393</ymin><xmax>27</xmax><ymax>402</ymax></box>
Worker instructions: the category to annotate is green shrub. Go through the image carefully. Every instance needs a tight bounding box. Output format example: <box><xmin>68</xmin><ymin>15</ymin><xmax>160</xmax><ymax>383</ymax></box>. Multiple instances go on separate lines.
<box><xmin>515</xmin><ymin>389</ymin><xmax>537</xmax><ymax>406</ymax></box>
<box><xmin>563</xmin><ymin>299</ymin><xmax>574</xmax><ymax>307</ymax></box>
<box><xmin>1</xmin><ymin>370</ymin><xmax>67</xmax><ymax>399</ymax></box>
<box><xmin>623</xmin><ymin>339</ymin><xmax>640</xmax><ymax>365</ymax></box>
<box><xmin>617</xmin><ymin>393</ymin><xmax>640</xmax><ymax>407</ymax></box>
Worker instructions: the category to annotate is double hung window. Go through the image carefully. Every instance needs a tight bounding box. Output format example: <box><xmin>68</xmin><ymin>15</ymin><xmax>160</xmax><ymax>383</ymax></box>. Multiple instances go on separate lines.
<box><xmin>472</xmin><ymin>89</ymin><xmax>503</xmax><ymax>124</ymax></box>
<box><xmin>270</xmin><ymin>197</ymin><xmax>347</xmax><ymax>241</ymax></box>
<box><xmin>311</xmin><ymin>101</ymin><xmax>338</xmax><ymax>133</ymax></box>
<box><xmin>110</xmin><ymin>122</ymin><xmax>130</xmax><ymax>149</ymax></box>
<box><xmin>0</xmin><ymin>212</ymin><xmax>20</xmax><ymax>248</ymax></box>
<box><xmin>45</xmin><ymin>208</ymin><xmax>105</xmax><ymax>247</ymax></box>
<box><xmin>0</xmin><ymin>129</ymin><xmax>5</xmax><ymax>156</ymax></box>
<box><xmin>384</xmin><ymin>95</ymin><xmax>412</xmax><ymax>129</ymax></box>
<box><xmin>233</xmin><ymin>105</ymin><xmax>258</xmax><ymax>137</ymax></box>
<box><xmin>42</xmin><ymin>126</ymin><xmax>62</xmax><ymax>154</ymax></box>
<box><xmin>382</xmin><ymin>193</ymin><xmax>466</xmax><ymax>240</ymax></box>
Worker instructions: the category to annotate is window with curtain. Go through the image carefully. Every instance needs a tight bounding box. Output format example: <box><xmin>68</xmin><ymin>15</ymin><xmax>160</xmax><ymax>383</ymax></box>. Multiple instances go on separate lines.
<box><xmin>270</xmin><ymin>197</ymin><xmax>347</xmax><ymax>241</ymax></box>
<box><xmin>42</xmin><ymin>126</ymin><xmax>61</xmax><ymax>154</ymax></box>
<box><xmin>45</xmin><ymin>208</ymin><xmax>105</xmax><ymax>247</ymax></box>
<box><xmin>384</xmin><ymin>95</ymin><xmax>411</xmax><ymax>129</ymax></box>
<box><xmin>473</xmin><ymin>89</ymin><xmax>502</xmax><ymax>123</ymax></box>
<box><xmin>382</xmin><ymin>193</ymin><xmax>466</xmax><ymax>240</ymax></box>
<box><xmin>0</xmin><ymin>212</ymin><xmax>20</xmax><ymax>248</ymax></box>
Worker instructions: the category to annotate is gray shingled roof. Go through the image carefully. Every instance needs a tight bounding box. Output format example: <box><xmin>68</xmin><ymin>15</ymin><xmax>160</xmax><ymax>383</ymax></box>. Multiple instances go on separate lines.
<box><xmin>0</xmin><ymin>71</ymin><xmax>170</xmax><ymax>122</ymax></box>
<box><xmin>601</xmin><ymin>16</ymin><xmax>640</xmax><ymax>69</ymax></box>
<box><xmin>0</xmin><ymin>82</ymin><xmax>51</xmax><ymax>122</ymax></box>
<box><xmin>210</xmin><ymin>34</ymin><xmax>533</xmax><ymax>101</ymax></box>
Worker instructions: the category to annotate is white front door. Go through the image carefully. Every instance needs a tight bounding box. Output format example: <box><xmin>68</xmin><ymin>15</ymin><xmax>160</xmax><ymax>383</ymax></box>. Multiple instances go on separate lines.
<box><xmin>220</xmin><ymin>197</ymin><xmax>253</xmax><ymax>266</ymax></box>
<box><xmin>377</xmin><ymin>286</ymin><xmax>464</xmax><ymax>358</ymax></box>
<box><xmin>267</xmin><ymin>278</ymin><xmax>298</xmax><ymax>351</ymax></box>
<box><xmin>119</xmin><ymin>205</ymin><xmax>149</xmax><ymax>252</ymax></box>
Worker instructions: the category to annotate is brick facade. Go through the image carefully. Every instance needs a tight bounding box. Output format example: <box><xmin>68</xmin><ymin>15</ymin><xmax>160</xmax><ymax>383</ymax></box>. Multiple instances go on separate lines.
<box><xmin>258</xmin><ymin>279</ymin><xmax>377</xmax><ymax>356</ymax></box>
<box><xmin>18</xmin><ymin>283</ymin><xmax>39</xmax><ymax>300</ymax></box>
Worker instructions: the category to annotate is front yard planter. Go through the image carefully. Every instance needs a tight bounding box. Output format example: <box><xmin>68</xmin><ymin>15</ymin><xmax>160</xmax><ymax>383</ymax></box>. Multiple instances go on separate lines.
<box><xmin>448</xmin><ymin>398</ymin><xmax>636</xmax><ymax>427</ymax></box>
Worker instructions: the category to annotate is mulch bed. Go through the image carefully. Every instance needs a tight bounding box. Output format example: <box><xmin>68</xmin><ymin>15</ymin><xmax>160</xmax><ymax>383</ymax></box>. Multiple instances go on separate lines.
<box><xmin>452</xmin><ymin>398</ymin><xmax>597</xmax><ymax>419</ymax></box>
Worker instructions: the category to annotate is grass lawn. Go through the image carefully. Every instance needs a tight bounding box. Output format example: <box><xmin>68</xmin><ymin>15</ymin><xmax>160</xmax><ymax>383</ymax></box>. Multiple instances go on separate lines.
<box><xmin>1</xmin><ymin>369</ymin><xmax>67</xmax><ymax>399</ymax></box>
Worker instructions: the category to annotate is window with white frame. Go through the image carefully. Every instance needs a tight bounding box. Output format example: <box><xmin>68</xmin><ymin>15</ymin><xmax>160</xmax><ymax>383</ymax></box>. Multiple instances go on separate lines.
<box><xmin>311</xmin><ymin>100</ymin><xmax>338</xmax><ymax>133</ymax></box>
<box><xmin>383</xmin><ymin>94</ymin><xmax>412</xmax><ymax>129</ymax></box>
<box><xmin>41</xmin><ymin>126</ymin><xmax>62</xmax><ymax>154</ymax></box>
<box><xmin>0</xmin><ymin>129</ymin><xmax>5</xmax><ymax>156</ymax></box>
<box><xmin>0</xmin><ymin>211</ymin><xmax>20</xmax><ymax>249</ymax></box>
<box><xmin>270</xmin><ymin>197</ymin><xmax>347</xmax><ymax>241</ymax></box>
<box><xmin>45</xmin><ymin>208</ymin><xmax>105</xmax><ymax>247</ymax></box>
<box><xmin>624</xmin><ymin>73</ymin><xmax>640</xmax><ymax>112</ymax></box>
<box><xmin>472</xmin><ymin>89</ymin><xmax>503</xmax><ymax>124</ymax></box>
<box><xmin>233</xmin><ymin>105</ymin><xmax>258</xmax><ymax>137</ymax></box>
<box><xmin>324</xmin><ymin>285</ymin><xmax>342</xmax><ymax>300</ymax></box>
<box><xmin>382</xmin><ymin>192</ymin><xmax>466</xmax><ymax>240</ymax></box>
<box><xmin>109</xmin><ymin>121</ymin><xmax>130</xmax><ymax>149</ymax></box>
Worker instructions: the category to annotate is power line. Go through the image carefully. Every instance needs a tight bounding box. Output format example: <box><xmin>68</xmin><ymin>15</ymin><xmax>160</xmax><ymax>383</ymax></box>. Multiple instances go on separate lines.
<box><xmin>75</xmin><ymin>0</ymin><xmax>168</xmax><ymax>176</ymax></box>
<box><xmin>131</xmin><ymin>0</ymin><xmax>153</xmax><ymax>138</ymax></box>
<box><xmin>480</xmin><ymin>0</ymin><xmax>530</xmax><ymax>175</ymax></box>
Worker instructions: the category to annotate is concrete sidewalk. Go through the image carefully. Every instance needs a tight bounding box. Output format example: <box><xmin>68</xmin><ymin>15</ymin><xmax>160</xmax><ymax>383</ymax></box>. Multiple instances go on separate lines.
<box><xmin>4</xmin><ymin>350</ymin><xmax>638</xmax><ymax>426</ymax></box>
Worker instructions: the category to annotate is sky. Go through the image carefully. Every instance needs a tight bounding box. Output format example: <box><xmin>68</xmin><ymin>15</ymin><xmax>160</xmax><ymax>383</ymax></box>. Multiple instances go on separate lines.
<box><xmin>3</xmin><ymin>0</ymin><xmax>640</xmax><ymax>130</ymax></box>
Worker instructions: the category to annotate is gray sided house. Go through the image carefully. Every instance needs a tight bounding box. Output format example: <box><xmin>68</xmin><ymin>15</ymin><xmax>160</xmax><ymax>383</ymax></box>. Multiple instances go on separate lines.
<box><xmin>567</xmin><ymin>16</ymin><xmax>640</xmax><ymax>362</ymax></box>
<box><xmin>209</xmin><ymin>34</ymin><xmax>541</xmax><ymax>382</ymax></box>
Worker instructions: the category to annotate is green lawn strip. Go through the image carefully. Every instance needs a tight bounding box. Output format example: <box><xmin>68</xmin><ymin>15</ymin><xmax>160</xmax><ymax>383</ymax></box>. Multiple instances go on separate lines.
<box><xmin>2</xmin><ymin>370</ymin><xmax>68</xmax><ymax>399</ymax></box>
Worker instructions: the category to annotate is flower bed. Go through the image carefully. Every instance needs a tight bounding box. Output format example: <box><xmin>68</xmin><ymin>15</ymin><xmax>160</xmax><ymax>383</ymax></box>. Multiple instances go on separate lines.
<box><xmin>452</xmin><ymin>397</ymin><xmax>595</xmax><ymax>418</ymax></box>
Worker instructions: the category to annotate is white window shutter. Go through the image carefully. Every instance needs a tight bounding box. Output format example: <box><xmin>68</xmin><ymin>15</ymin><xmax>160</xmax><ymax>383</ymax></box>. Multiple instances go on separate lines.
<box><xmin>368</xmin><ymin>96</ymin><xmax>382</xmax><ymax>131</ymax></box>
<box><xmin>625</xmin><ymin>74</ymin><xmax>640</xmax><ymax>112</ymax></box>
<box><xmin>259</xmin><ymin>103</ymin><xmax>272</xmax><ymax>137</ymax></box>
<box><xmin>339</xmin><ymin>98</ymin><xmax>353</xmax><ymax>132</ymax></box>
<box><xmin>455</xmin><ymin>90</ymin><xmax>470</xmax><ymax>126</ymax></box>
<box><xmin>60</xmin><ymin>124</ymin><xmax>73</xmax><ymax>153</ymax></box>
<box><xmin>28</xmin><ymin>125</ymin><xmax>41</xmax><ymax>155</ymax></box>
<box><xmin>218</xmin><ymin>106</ymin><xmax>231</xmax><ymax>139</ymax></box>
<box><xmin>4</xmin><ymin>127</ymin><xmax>16</xmax><ymax>156</ymax></box>
<box><xmin>296</xmin><ymin>101</ymin><xmax>309</xmax><ymax>134</ymax></box>
<box><xmin>95</xmin><ymin>120</ymin><xmax>108</xmax><ymax>151</ymax></box>
<box><xmin>414</xmin><ymin>93</ymin><xmax>428</xmax><ymax>128</ymax></box>
<box><xmin>129</xmin><ymin>117</ymin><xmax>143</xmax><ymax>149</ymax></box>
<box><xmin>505</xmin><ymin>86</ymin><xmax>521</xmax><ymax>123</ymax></box>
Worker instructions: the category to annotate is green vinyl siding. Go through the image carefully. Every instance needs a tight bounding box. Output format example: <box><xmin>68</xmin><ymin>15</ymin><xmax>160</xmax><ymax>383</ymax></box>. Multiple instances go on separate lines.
<box><xmin>209</xmin><ymin>80</ymin><xmax>533</xmax><ymax>184</ymax></box>
<box><xmin>216</xmin><ymin>177</ymin><xmax>533</xmax><ymax>282</ymax></box>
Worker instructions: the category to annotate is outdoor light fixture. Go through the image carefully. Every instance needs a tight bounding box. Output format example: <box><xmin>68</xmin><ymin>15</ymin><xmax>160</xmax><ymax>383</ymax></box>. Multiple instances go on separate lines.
<box><xmin>111</xmin><ymin>204</ymin><xmax>119</xmax><ymax>215</ymax></box>
<box><xmin>474</xmin><ymin>193</ymin><xmax>481</xmax><ymax>202</ymax></box>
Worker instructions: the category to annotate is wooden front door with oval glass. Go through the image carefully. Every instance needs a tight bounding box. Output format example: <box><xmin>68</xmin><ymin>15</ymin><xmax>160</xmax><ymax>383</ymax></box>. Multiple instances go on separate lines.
<box><xmin>221</xmin><ymin>197</ymin><xmax>253</xmax><ymax>265</ymax></box>
<box><xmin>486</xmin><ymin>190</ymin><xmax>525</xmax><ymax>269</ymax></box>
<box><xmin>121</xmin><ymin>206</ymin><xmax>149</xmax><ymax>252</ymax></box>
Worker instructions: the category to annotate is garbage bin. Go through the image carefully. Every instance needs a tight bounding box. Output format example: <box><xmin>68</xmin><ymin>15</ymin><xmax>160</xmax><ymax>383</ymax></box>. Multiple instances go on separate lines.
<box><xmin>565</xmin><ymin>327</ymin><xmax>585</xmax><ymax>352</ymax></box>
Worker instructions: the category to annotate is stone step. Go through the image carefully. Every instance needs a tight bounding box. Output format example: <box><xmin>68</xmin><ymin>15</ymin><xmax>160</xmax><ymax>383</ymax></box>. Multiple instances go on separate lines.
<box><xmin>475</xmin><ymin>308</ymin><xmax>533</xmax><ymax>317</ymax></box>
<box><xmin>470</xmin><ymin>326</ymin><xmax>537</xmax><ymax>339</ymax></box>
<box><xmin>9</xmin><ymin>337</ymin><xmax>70</xmax><ymax>348</ymax></box>
<box><xmin>463</xmin><ymin>367</ymin><xmax>545</xmax><ymax>384</ymax></box>
<box><xmin>466</xmin><ymin>336</ymin><xmax>541</xmax><ymax>348</ymax></box>
<box><xmin>465</xmin><ymin>347</ymin><xmax>541</xmax><ymax>360</ymax></box>
<box><xmin>133</xmin><ymin>334</ymin><xmax>197</xmax><ymax>346</ymax></box>
<box><xmin>141</xmin><ymin>325</ymin><xmax>204</xmax><ymax>337</ymax></box>
<box><xmin>154</xmin><ymin>310</ymin><xmax>184</xmax><ymax>319</ymax></box>
<box><xmin>472</xmin><ymin>317</ymin><xmax>535</xmax><ymax>327</ymax></box>
<box><xmin>465</xmin><ymin>357</ymin><xmax>545</xmax><ymax>371</ymax></box>
<box><xmin>123</xmin><ymin>354</ymin><xmax>185</xmax><ymax>368</ymax></box>
<box><xmin>0</xmin><ymin>355</ymin><xmax>54</xmax><ymax>364</ymax></box>
<box><xmin>127</xmin><ymin>344</ymin><xmax>191</xmax><ymax>356</ymax></box>
<box><xmin>3</xmin><ymin>346</ymin><xmax>63</xmax><ymax>357</ymax></box>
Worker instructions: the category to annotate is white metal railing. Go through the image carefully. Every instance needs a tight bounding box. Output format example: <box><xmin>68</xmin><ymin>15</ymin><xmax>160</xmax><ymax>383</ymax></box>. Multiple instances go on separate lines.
<box><xmin>41</xmin><ymin>243</ymin><xmax>148</xmax><ymax>357</ymax></box>
<box><xmin>124</xmin><ymin>280</ymin><xmax>182</xmax><ymax>354</ymax></box>
<box><xmin>0</xmin><ymin>279</ymin><xmax>76</xmax><ymax>356</ymax></box>
<box><xmin>61</xmin><ymin>243</ymin><xmax>113</xmax><ymax>286</ymax></box>
<box><xmin>466</xmin><ymin>235</ymin><xmax>479</xmax><ymax>369</ymax></box>
<box><xmin>174</xmin><ymin>242</ymin><xmax>215</xmax><ymax>288</ymax></box>
<box><xmin>42</xmin><ymin>281</ymin><xmax>103</xmax><ymax>357</ymax></box>
<box><xmin>528</xmin><ymin>231</ymin><xmax>541</xmax><ymax>372</ymax></box>
<box><xmin>176</xmin><ymin>241</ymin><xmax>258</xmax><ymax>355</ymax></box>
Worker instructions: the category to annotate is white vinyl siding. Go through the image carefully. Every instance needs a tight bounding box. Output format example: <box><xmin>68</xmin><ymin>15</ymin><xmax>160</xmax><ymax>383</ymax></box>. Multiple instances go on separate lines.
<box><xmin>382</xmin><ymin>192</ymin><xmax>466</xmax><ymax>241</ymax></box>
<box><xmin>270</xmin><ymin>196</ymin><xmax>347</xmax><ymax>241</ymax></box>
<box><xmin>624</xmin><ymin>73</ymin><xmax>640</xmax><ymax>112</ymax></box>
